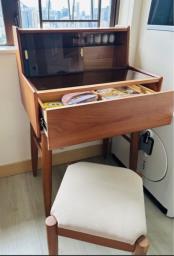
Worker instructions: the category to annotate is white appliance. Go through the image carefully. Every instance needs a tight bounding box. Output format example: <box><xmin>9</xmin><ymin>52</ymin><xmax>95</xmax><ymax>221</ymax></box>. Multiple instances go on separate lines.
<box><xmin>111</xmin><ymin>116</ymin><xmax>174</xmax><ymax>217</ymax></box>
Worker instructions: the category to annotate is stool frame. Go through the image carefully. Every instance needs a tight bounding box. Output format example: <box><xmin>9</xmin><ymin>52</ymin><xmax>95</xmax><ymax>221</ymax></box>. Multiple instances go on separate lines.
<box><xmin>46</xmin><ymin>215</ymin><xmax>149</xmax><ymax>255</ymax></box>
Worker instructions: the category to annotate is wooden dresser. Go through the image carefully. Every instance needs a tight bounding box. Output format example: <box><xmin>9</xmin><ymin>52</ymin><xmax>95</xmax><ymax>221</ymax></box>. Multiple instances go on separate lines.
<box><xmin>13</xmin><ymin>26</ymin><xmax>173</xmax><ymax>216</ymax></box>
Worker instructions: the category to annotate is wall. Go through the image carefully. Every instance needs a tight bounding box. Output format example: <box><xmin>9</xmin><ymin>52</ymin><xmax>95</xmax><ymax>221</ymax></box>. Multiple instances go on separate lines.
<box><xmin>118</xmin><ymin>0</ymin><xmax>143</xmax><ymax>65</ymax></box>
<box><xmin>118</xmin><ymin>0</ymin><xmax>174</xmax><ymax>83</ymax></box>
<box><xmin>0</xmin><ymin>51</ymin><xmax>31</xmax><ymax>165</ymax></box>
<box><xmin>132</xmin><ymin>0</ymin><xmax>174</xmax><ymax>218</ymax></box>
<box><xmin>135</xmin><ymin>0</ymin><xmax>174</xmax><ymax>91</ymax></box>
<box><xmin>0</xmin><ymin>50</ymin><xmax>100</xmax><ymax>168</ymax></box>
<box><xmin>113</xmin><ymin>0</ymin><xmax>174</xmax><ymax>165</ymax></box>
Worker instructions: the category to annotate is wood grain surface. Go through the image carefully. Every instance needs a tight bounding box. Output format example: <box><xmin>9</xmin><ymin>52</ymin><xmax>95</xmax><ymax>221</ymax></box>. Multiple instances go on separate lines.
<box><xmin>45</xmin><ymin>91</ymin><xmax>173</xmax><ymax>149</ymax></box>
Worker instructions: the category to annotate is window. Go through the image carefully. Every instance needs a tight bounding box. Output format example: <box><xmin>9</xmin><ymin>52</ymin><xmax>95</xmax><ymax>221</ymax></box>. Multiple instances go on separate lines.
<box><xmin>20</xmin><ymin>0</ymin><xmax>40</xmax><ymax>28</ymax></box>
<box><xmin>147</xmin><ymin>0</ymin><xmax>174</xmax><ymax>31</ymax></box>
<box><xmin>1</xmin><ymin>0</ymin><xmax>20</xmax><ymax>45</ymax></box>
<box><xmin>40</xmin><ymin>0</ymin><xmax>101</xmax><ymax>28</ymax></box>
<box><xmin>19</xmin><ymin>0</ymin><xmax>119</xmax><ymax>29</ymax></box>
<box><xmin>100</xmin><ymin>0</ymin><xmax>112</xmax><ymax>27</ymax></box>
<box><xmin>0</xmin><ymin>0</ymin><xmax>6</xmax><ymax>44</ymax></box>
<box><xmin>0</xmin><ymin>0</ymin><xmax>120</xmax><ymax>45</ymax></box>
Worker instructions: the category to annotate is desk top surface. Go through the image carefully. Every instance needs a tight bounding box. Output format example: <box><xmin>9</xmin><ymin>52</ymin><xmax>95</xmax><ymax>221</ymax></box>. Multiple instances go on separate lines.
<box><xmin>30</xmin><ymin>68</ymin><xmax>153</xmax><ymax>91</ymax></box>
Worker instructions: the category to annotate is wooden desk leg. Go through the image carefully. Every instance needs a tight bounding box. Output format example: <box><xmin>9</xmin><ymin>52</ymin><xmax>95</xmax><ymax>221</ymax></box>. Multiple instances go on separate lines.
<box><xmin>103</xmin><ymin>138</ymin><xmax>111</xmax><ymax>159</ymax></box>
<box><xmin>41</xmin><ymin>133</ymin><xmax>52</xmax><ymax>217</ymax></box>
<box><xmin>30</xmin><ymin>124</ymin><xmax>38</xmax><ymax>177</ymax></box>
<box><xmin>129</xmin><ymin>132</ymin><xmax>140</xmax><ymax>171</ymax></box>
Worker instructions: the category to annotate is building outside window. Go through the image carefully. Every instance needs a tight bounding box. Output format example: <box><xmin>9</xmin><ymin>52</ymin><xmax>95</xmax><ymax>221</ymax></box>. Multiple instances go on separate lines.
<box><xmin>20</xmin><ymin>0</ymin><xmax>40</xmax><ymax>28</ymax></box>
<box><xmin>19</xmin><ymin>0</ymin><xmax>113</xmax><ymax>29</ymax></box>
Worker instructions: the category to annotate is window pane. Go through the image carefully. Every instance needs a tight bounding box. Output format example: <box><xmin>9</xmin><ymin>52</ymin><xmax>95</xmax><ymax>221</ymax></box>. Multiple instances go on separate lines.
<box><xmin>148</xmin><ymin>0</ymin><xmax>174</xmax><ymax>26</ymax></box>
<box><xmin>43</xmin><ymin>21</ymin><xmax>98</xmax><ymax>28</ymax></box>
<box><xmin>20</xmin><ymin>0</ymin><xmax>40</xmax><ymax>28</ymax></box>
<box><xmin>42</xmin><ymin>0</ymin><xmax>70</xmax><ymax>20</ymax></box>
<box><xmin>0</xmin><ymin>0</ymin><xmax>6</xmax><ymax>44</ymax></box>
<box><xmin>92</xmin><ymin>0</ymin><xmax>99</xmax><ymax>20</ymax></box>
<box><xmin>42</xmin><ymin>0</ymin><xmax>99</xmax><ymax>20</ymax></box>
<box><xmin>100</xmin><ymin>0</ymin><xmax>111</xmax><ymax>27</ymax></box>
<box><xmin>19</xmin><ymin>0</ymin><xmax>113</xmax><ymax>29</ymax></box>
<box><xmin>72</xmin><ymin>0</ymin><xmax>99</xmax><ymax>20</ymax></box>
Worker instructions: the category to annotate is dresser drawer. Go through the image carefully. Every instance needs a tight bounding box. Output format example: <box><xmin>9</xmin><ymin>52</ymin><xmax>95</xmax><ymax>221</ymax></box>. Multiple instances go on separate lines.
<box><xmin>38</xmin><ymin>85</ymin><xmax>173</xmax><ymax>150</ymax></box>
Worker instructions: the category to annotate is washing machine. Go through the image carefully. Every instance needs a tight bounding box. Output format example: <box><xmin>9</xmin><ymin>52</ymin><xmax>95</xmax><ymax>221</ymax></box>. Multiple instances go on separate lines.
<box><xmin>111</xmin><ymin>116</ymin><xmax>174</xmax><ymax>217</ymax></box>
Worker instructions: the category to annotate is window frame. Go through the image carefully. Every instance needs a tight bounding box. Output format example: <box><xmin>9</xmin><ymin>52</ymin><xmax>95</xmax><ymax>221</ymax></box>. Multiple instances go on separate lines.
<box><xmin>38</xmin><ymin>0</ymin><xmax>120</xmax><ymax>28</ymax></box>
<box><xmin>1</xmin><ymin>0</ymin><xmax>20</xmax><ymax>45</ymax></box>
<box><xmin>0</xmin><ymin>0</ymin><xmax>120</xmax><ymax>46</ymax></box>
<box><xmin>38</xmin><ymin>0</ymin><xmax>101</xmax><ymax>27</ymax></box>
<box><xmin>147</xmin><ymin>0</ymin><xmax>174</xmax><ymax>32</ymax></box>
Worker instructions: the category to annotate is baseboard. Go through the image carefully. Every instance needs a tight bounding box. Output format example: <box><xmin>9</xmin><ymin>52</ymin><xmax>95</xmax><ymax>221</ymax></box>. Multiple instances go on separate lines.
<box><xmin>0</xmin><ymin>144</ymin><xmax>102</xmax><ymax>178</ymax></box>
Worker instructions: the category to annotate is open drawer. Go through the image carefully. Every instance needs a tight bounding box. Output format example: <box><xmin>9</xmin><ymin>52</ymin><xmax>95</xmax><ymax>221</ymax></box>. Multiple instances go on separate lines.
<box><xmin>38</xmin><ymin>83</ymin><xmax>174</xmax><ymax>150</ymax></box>
<box><xmin>15</xmin><ymin>26</ymin><xmax>174</xmax><ymax>145</ymax></box>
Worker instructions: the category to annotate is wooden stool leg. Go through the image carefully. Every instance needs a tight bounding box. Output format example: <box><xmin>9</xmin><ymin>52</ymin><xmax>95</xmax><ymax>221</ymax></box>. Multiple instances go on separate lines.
<box><xmin>30</xmin><ymin>124</ymin><xmax>38</xmax><ymax>177</ymax></box>
<box><xmin>46</xmin><ymin>216</ymin><xmax>58</xmax><ymax>255</ymax></box>
<box><xmin>41</xmin><ymin>133</ymin><xmax>52</xmax><ymax>217</ymax></box>
<box><xmin>133</xmin><ymin>236</ymin><xmax>149</xmax><ymax>255</ymax></box>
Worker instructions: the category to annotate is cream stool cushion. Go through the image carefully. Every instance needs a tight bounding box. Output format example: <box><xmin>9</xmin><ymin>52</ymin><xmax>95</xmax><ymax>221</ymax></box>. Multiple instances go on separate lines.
<box><xmin>51</xmin><ymin>162</ymin><xmax>147</xmax><ymax>245</ymax></box>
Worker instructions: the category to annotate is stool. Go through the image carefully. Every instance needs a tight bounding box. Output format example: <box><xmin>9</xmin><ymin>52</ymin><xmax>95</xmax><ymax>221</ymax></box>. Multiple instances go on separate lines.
<box><xmin>46</xmin><ymin>162</ymin><xmax>149</xmax><ymax>255</ymax></box>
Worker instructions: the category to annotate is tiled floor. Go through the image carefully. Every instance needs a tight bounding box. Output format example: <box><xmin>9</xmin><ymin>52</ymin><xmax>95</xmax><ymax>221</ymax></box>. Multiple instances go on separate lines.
<box><xmin>0</xmin><ymin>156</ymin><xmax>173</xmax><ymax>255</ymax></box>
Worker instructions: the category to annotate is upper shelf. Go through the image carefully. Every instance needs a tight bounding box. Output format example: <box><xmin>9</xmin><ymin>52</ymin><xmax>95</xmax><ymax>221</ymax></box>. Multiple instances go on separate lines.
<box><xmin>15</xmin><ymin>27</ymin><xmax>130</xmax><ymax>78</ymax></box>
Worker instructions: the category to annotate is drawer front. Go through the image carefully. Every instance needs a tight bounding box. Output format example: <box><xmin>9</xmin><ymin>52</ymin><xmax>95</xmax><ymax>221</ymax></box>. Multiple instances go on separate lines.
<box><xmin>44</xmin><ymin>91</ymin><xmax>173</xmax><ymax>149</ymax></box>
